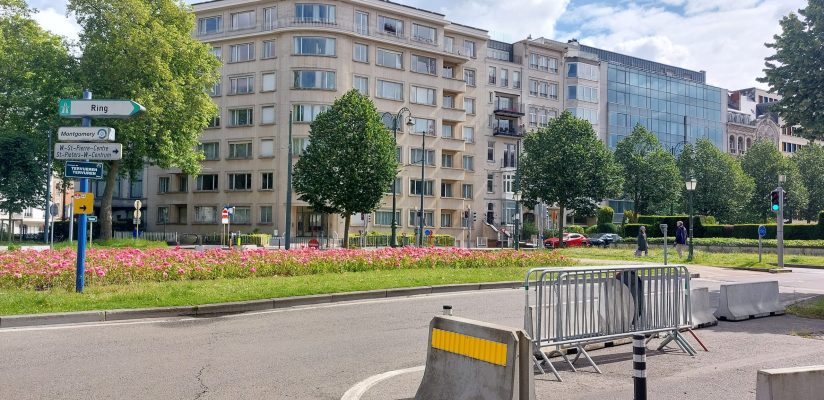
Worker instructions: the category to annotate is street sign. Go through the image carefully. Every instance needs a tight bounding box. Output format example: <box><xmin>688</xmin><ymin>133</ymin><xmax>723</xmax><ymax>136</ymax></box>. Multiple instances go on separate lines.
<box><xmin>72</xmin><ymin>192</ymin><xmax>94</xmax><ymax>215</ymax></box>
<box><xmin>88</xmin><ymin>216</ymin><xmax>97</xmax><ymax>223</ymax></box>
<box><xmin>58</xmin><ymin>127</ymin><xmax>115</xmax><ymax>142</ymax></box>
<box><xmin>133</xmin><ymin>218</ymin><xmax>140</xmax><ymax>225</ymax></box>
<box><xmin>133</xmin><ymin>210</ymin><xmax>141</xmax><ymax>219</ymax></box>
<box><xmin>49</xmin><ymin>203</ymin><xmax>59</xmax><ymax>217</ymax></box>
<box><xmin>134</xmin><ymin>200</ymin><xmax>142</xmax><ymax>210</ymax></box>
<box><xmin>221</xmin><ymin>208</ymin><xmax>230</xmax><ymax>225</ymax></box>
<box><xmin>55</xmin><ymin>143</ymin><xmax>123</xmax><ymax>161</ymax></box>
<box><xmin>65</xmin><ymin>161</ymin><xmax>104</xmax><ymax>179</ymax></box>
<box><xmin>424</xmin><ymin>229</ymin><xmax>432</xmax><ymax>236</ymax></box>
<box><xmin>58</xmin><ymin>99</ymin><xmax>145</xmax><ymax>118</ymax></box>
<box><xmin>758</xmin><ymin>225</ymin><xmax>767</xmax><ymax>237</ymax></box>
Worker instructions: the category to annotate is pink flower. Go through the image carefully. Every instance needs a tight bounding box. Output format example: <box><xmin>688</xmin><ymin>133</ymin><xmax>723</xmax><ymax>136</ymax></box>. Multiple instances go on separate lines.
<box><xmin>177</xmin><ymin>268</ymin><xmax>185</xmax><ymax>275</ymax></box>
<box><xmin>249</xmin><ymin>267</ymin><xmax>257</xmax><ymax>273</ymax></box>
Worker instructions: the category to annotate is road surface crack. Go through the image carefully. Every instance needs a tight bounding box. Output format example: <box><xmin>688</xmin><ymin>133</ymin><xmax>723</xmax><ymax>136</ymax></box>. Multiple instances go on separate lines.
<box><xmin>194</xmin><ymin>365</ymin><xmax>209</xmax><ymax>400</ymax></box>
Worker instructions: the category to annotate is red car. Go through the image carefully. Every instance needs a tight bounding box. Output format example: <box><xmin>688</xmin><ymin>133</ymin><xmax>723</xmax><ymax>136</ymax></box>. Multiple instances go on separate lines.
<box><xmin>544</xmin><ymin>233</ymin><xmax>589</xmax><ymax>248</ymax></box>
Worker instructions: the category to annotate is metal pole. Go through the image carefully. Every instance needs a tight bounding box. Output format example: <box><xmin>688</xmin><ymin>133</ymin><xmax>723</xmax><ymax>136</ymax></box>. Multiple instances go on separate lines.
<box><xmin>44</xmin><ymin>130</ymin><xmax>52</xmax><ymax>244</ymax></box>
<box><xmin>687</xmin><ymin>189</ymin><xmax>694</xmax><ymax>262</ymax></box>
<box><xmin>514</xmin><ymin>140</ymin><xmax>521</xmax><ymax>250</ymax></box>
<box><xmin>419</xmin><ymin>130</ymin><xmax>425</xmax><ymax>247</ymax></box>
<box><xmin>68</xmin><ymin>207</ymin><xmax>73</xmax><ymax>243</ymax></box>
<box><xmin>75</xmin><ymin>89</ymin><xmax>91</xmax><ymax>293</ymax></box>
<box><xmin>778</xmin><ymin>185</ymin><xmax>784</xmax><ymax>268</ymax></box>
<box><xmin>633</xmin><ymin>334</ymin><xmax>647</xmax><ymax>400</ymax></box>
<box><xmin>390</xmin><ymin>118</ymin><xmax>398</xmax><ymax>247</ymax></box>
<box><xmin>285</xmin><ymin>110</ymin><xmax>293</xmax><ymax>250</ymax></box>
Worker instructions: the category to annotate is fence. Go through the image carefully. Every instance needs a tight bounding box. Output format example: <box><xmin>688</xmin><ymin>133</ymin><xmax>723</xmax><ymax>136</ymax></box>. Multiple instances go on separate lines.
<box><xmin>524</xmin><ymin>265</ymin><xmax>695</xmax><ymax>381</ymax></box>
<box><xmin>114</xmin><ymin>231</ymin><xmax>178</xmax><ymax>243</ymax></box>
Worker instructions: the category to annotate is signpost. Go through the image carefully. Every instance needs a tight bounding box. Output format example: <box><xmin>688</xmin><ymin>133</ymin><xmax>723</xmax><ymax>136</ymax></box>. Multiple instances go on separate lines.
<box><xmin>758</xmin><ymin>225</ymin><xmax>766</xmax><ymax>263</ymax></box>
<box><xmin>221</xmin><ymin>207</ymin><xmax>231</xmax><ymax>247</ymax></box>
<box><xmin>58</xmin><ymin>99</ymin><xmax>145</xmax><ymax>118</ymax></box>
<box><xmin>55</xmin><ymin>143</ymin><xmax>123</xmax><ymax>161</ymax></box>
<box><xmin>660</xmin><ymin>224</ymin><xmax>669</xmax><ymax>265</ymax></box>
<box><xmin>58</xmin><ymin>127</ymin><xmax>116</xmax><ymax>142</ymax></box>
<box><xmin>65</xmin><ymin>161</ymin><xmax>104</xmax><ymax>179</ymax></box>
<box><xmin>72</xmin><ymin>192</ymin><xmax>94</xmax><ymax>215</ymax></box>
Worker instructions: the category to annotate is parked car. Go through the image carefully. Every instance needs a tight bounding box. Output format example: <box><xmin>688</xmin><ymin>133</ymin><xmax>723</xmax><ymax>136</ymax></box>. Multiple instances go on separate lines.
<box><xmin>588</xmin><ymin>233</ymin><xmax>622</xmax><ymax>248</ymax></box>
<box><xmin>544</xmin><ymin>233</ymin><xmax>589</xmax><ymax>248</ymax></box>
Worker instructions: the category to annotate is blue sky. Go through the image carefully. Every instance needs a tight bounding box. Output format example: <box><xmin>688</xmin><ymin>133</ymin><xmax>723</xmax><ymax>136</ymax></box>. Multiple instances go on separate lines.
<box><xmin>27</xmin><ymin>0</ymin><xmax>805</xmax><ymax>90</ymax></box>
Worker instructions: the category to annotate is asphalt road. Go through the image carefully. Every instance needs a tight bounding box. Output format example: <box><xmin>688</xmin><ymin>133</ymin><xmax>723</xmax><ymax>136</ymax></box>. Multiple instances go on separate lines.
<box><xmin>3</xmin><ymin>265</ymin><xmax>824</xmax><ymax>400</ymax></box>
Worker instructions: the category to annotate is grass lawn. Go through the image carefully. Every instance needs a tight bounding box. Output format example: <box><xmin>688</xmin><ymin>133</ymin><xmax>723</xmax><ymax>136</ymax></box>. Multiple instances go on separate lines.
<box><xmin>0</xmin><ymin>266</ymin><xmax>548</xmax><ymax>316</ymax></box>
<box><xmin>788</xmin><ymin>296</ymin><xmax>824</xmax><ymax>320</ymax></box>
<box><xmin>557</xmin><ymin>247</ymin><xmax>824</xmax><ymax>270</ymax></box>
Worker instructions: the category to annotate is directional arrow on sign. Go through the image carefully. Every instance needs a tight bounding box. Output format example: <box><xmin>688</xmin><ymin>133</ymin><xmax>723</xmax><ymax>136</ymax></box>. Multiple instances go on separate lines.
<box><xmin>58</xmin><ymin>99</ymin><xmax>145</xmax><ymax>118</ymax></box>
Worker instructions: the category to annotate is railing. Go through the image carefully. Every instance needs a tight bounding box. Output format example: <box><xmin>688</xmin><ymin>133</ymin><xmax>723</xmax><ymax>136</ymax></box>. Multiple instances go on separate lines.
<box><xmin>114</xmin><ymin>231</ymin><xmax>178</xmax><ymax>242</ymax></box>
<box><xmin>493</xmin><ymin>126</ymin><xmax>525</xmax><ymax>137</ymax></box>
<box><xmin>493</xmin><ymin>101</ymin><xmax>525</xmax><ymax>115</ymax></box>
<box><xmin>488</xmin><ymin>76</ymin><xmax>496</xmax><ymax>85</ymax></box>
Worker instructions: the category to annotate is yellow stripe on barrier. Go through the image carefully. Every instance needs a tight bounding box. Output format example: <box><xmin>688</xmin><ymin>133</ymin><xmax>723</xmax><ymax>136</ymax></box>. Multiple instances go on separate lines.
<box><xmin>431</xmin><ymin>328</ymin><xmax>508</xmax><ymax>366</ymax></box>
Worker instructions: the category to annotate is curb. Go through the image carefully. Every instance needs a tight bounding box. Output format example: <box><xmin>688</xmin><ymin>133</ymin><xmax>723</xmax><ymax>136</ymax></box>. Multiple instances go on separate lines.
<box><xmin>771</xmin><ymin>263</ymin><xmax>824</xmax><ymax>270</ymax></box>
<box><xmin>725</xmin><ymin>267</ymin><xmax>792</xmax><ymax>274</ymax></box>
<box><xmin>0</xmin><ymin>281</ymin><xmax>527</xmax><ymax>329</ymax></box>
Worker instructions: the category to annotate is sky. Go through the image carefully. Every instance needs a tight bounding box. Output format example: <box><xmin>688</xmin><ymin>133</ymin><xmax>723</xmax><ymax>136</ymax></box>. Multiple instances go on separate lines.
<box><xmin>26</xmin><ymin>0</ymin><xmax>806</xmax><ymax>90</ymax></box>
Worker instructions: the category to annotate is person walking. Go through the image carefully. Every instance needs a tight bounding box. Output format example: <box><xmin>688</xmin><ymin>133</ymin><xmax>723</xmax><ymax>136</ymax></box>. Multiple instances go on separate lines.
<box><xmin>635</xmin><ymin>226</ymin><xmax>648</xmax><ymax>257</ymax></box>
<box><xmin>675</xmin><ymin>220</ymin><xmax>687</xmax><ymax>258</ymax></box>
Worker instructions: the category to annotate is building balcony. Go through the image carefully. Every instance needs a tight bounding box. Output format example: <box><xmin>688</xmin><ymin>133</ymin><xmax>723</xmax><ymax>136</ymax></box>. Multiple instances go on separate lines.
<box><xmin>492</xmin><ymin>126</ymin><xmax>525</xmax><ymax>138</ymax></box>
<box><xmin>437</xmin><ymin>136</ymin><xmax>467</xmax><ymax>152</ymax></box>
<box><xmin>438</xmin><ymin>167</ymin><xmax>466</xmax><ymax>181</ymax></box>
<box><xmin>441</xmin><ymin>76</ymin><xmax>467</xmax><ymax>93</ymax></box>
<box><xmin>437</xmin><ymin>196</ymin><xmax>468</xmax><ymax>211</ymax></box>
<box><xmin>493</xmin><ymin>101</ymin><xmax>525</xmax><ymax>117</ymax></box>
<box><xmin>441</xmin><ymin>107</ymin><xmax>466</xmax><ymax>122</ymax></box>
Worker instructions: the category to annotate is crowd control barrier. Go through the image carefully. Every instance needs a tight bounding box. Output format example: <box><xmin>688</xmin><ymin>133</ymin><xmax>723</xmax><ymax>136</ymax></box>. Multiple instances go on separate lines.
<box><xmin>524</xmin><ymin>265</ymin><xmax>695</xmax><ymax>381</ymax></box>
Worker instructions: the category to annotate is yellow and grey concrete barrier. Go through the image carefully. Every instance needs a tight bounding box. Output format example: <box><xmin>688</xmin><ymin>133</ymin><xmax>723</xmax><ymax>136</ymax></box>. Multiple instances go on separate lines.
<box><xmin>415</xmin><ymin>316</ymin><xmax>535</xmax><ymax>400</ymax></box>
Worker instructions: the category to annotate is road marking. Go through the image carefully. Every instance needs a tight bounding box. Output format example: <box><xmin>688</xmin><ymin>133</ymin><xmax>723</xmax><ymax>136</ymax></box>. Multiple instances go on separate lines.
<box><xmin>340</xmin><ymin>365</ymin><xmax>424</xmax><ymax>400</ymax></box>
<box><xmin>0</xmin><ymin>318</ymin><xmax>179</xmax><ymax>334</ymax></box>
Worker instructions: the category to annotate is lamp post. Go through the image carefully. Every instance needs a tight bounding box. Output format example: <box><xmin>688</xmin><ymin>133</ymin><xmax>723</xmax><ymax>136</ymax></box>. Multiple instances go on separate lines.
<box><xmin>513</xmin><ymin>191</ymin><xmax>522</xmax><ymax>250</ymax></box>
<box><xmin>685</xmin><ymin>178</ymin><xmax>697</xmax><ymax>261</ymax></box>
<box><xmin>418</xmin><ymin>127</ymin><xmax>428</xmax><ymax>247</ymax></box>
<box><xmin>381</xmin><ymin>108</ymin><xmax>413</xmax><ymax>247</ymax></box>
<box><xmin>285</xmin><ymin>110</ymin><xmax>293</xmax><ymax>250</ymax></box>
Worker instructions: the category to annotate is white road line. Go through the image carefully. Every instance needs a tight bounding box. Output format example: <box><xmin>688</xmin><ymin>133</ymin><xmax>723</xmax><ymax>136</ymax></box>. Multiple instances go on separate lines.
<box><xmin>340</xmin><ymin>365</ymin><xmax>424</xmax><ymax>400</ymax></box>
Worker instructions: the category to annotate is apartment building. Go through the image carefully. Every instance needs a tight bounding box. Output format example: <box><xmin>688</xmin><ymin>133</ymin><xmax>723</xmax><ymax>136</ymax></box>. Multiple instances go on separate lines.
<box><xmin>726</xmin><ymin>87</ymin><xmax>781</xmax><ymax>156</ymax></box>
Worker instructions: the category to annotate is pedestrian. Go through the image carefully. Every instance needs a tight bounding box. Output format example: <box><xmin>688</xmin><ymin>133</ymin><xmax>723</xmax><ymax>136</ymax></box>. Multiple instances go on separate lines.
<box><xmin>675</xmin><ymin>221</ymin><xmax>687</xmax><ymax>258</ymax></box>
<box><xmin>635</xmin><ymin>226</ymin><xmax>648</xmax><ymax>257</ymax></box>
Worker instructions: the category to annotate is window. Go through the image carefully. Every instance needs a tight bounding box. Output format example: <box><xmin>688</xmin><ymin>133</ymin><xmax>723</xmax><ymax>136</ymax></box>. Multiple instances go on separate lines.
<box><xmin>442</xmin><ymin>152</ymin><xmax>454</xmax><ymax>168</ymax></box>
<box><xmin>529</xmin><ymin>79</ymin><xmax>556</xmax><ymax>99</ymax></box>
<box><xmin>209</xmin><ymin>81</ymin><xmax>222</xmax><ymax>97</ymax></box>
<box><xmin>513</xmin><ymin>71</ymin><xmax>521</xmax><ymax>89</ymax></box>
<box><xmin>548</xmin><ymin>82</ymin><xmax>558</xmax><ymax>99</ymax></box>
<box><xmin>464</xmin><ymin>98</ymin><xmax>476</xmax><ymax>114</ymax></box>
<box><xmin>263</xmin><ymin>6</ymin><xmax>277</xmax><ymax>30</ymax></box>
<box><xmin>487</xmin><ymin>141</ymin><xmax>495</xmax><ymax>161</ymax></box>
<box><xmin>379</xmin><ymin>15</ymin><xmax>403</xmax><ymax>36</ymax></box>
<box><xmin>229</xmin><ymin>43</ymin><xmax>254</xmax><ymax>63</ymax></box>
<box><xmin>412</xmin><ymin>117</ymin><xmax>436</xmax><ymax>136</ymax></box>
<box><xmin>567</xmin><ymin>63</ymin><xmax>577</xmax><ymax>77</ymax></box>
<box><xmin>355</xmin><ymin>11</ymin><xmax>368</xmax><ymax>34</ymax></box>
<box><xmin>230</xmin><ymin>10</ymin><xmax>255</xmax><ymax>31</ymax></box>
<box><xmin>530</xmin><ymin>53</ymin><xmax>558</xmax><ymax>73</ymax></box>
<box><xmin>386</xmin><ymin>177</ymin><xmax>401</xmax><ymax>195</ymax></box>
<box><xmin>441</xmin><ymin>181</ymin><xmax>454</xmax><ymax>197</ymax></box>
<box><xmin>177</xmin><ymin>175</ymin><xmax>187</xmax><ymax>193</ymax></box>
<box><xmin>198</xmin><ymin>16</ymin><xmax>222</xmax><ymax>35</ymax></box>
<box><xmin>410</xmin><ymin>179</ymin><xmax>434</xmax><ymax>196</ymax></box>
<box><xmin>291</xmin><ymin>137</ymin><xmax>310</xmax><ymax>155</ymax></box>
<box><xmin>199</xmin><ymin>142</ymin><xmax>219</xmax><ymax>160</ymax></box>
<box><xmin>353</xmin><ymin>75</ymin><xmax>368</xmax><ymax>96</ymax></box>
<box><xmin>229</xmin><ymin>75</ymin><xmax>254</xmax><ymax>95</ymax></box>
<box><xmin>209</xmin><ymin>46</ymin><xmax>222</xmax><ymax>60</ymax></box>
<box><xmin>262</xmin><ymin>40</ymin><xmax>276</xmax><ymax>59</ymax></box>
<box><xmin>462</xmin><ymin>155</ymin><xmax>474</xmax><ymax>171</ymax></box>
<box><xmin>443</xmin><ymin>94</ymin><xmax>455</xmax><ymax>109</ymax></box>
<box><xmin>410</xmin><ymin>86</ymin><xmax>436</xmax><ymax>105</ymax></box>
<box><xmin>375</xmin><ymin>210</ymin><xmax>400</xmax><ymax>226</ymax></box>
<box><xmin>229</xmin><ymin>108</ymin><xmax>253</xmax><ymax>126</ymax></box>
<box><xmin>464</xmin><ymin>40</ymin><xmax>476</xmax><ymax>57</ymax></box>
<box><xmin>260</xmin><ymin>206</ymin><xmax>273</xmax><ymax>223</ymax></box>
<box><xmin>567</xmin><ymin>62</ymin><xmax>599</xmax><ymax>80</ymax></box>
<box><xmin>295</xmin><ymin>3</ymin><xmax>336</xmax><ymax>24</ymax></box>
<box><xmin>158</xmin><ymin>177</ymin><xmax>169</xmax><ymax>193</ymax></box>
<box><xmin>409</xmin><ymin>210</ymin><xmax>434</xmax><ymax>227</ymax></box>
<box><xmin>353</xmin><ymin>43</ymin><xmax>368</xmax><ymax>62</ymax></box>
<box><xmin>412</xmin><ymin>24</ymin><xmax>436</xmax><ymax>43</ymax></box>
<box><xmin>194</xmin><ymin>206</ymin><xmax>218</xmax><ymax>223</ymax></box>
<box><xmin>262</xmin><ymin>72</ymin><xmax>276</xmax><ymax>92</ymax></box>
<box><xmin>228</xmin><ymin>142</ymin><xmax>252</xmax><ymax>159</ymax></box>
<box><xmin>157</xmin><ymin>207</ymin><xmax>169</xmax><ymax>224</ymax></box>
<box><xmin>488</xmin><ymin>66</ymin><xmax>496</xmax><ymax>84</ymax></box>
<box><xmin>462</xmin><ymin>184</ymin><xmax>473</xmax><ymax>199</ymax></box>
<box><xmin>261</xmin><ymin>172</ymin><xmax>274</xmax><ymax>190</ymax></box>
<box><xmin>487</xmin><ymin>174</ymin><xmax>494</xmax><ymax>193</ymax></box>
<box><xmin>260</xmin><ymin>138</ymin><xmax>274</xmax><ymax>157</ymax></box>
<box><xmin>396</xmin><ymin>147</ymin><xmax>402</xmax><ymax>163</ymax></box>
<box><xmin>567</xmin><ymin>107</ymin><xmax>598</xmax><ymax>124</ymax></box>
<box><xmin>376</xmin><ymin>48</ymin><xmax>402</xmax><ymax>69</ymax></box>
<box><xmin>440</xmin><ymin>212</ymin><xmax>452</xmax><ymax>228</ymax></box>
<box><xmin>500</xmin><ymin>68</ymin><xmax>508</xmax><ymax>87</ymax></box>
<box><xmin>442</xmin><ymin>124</ymin><xmax>454</xmax><ymax>139</ymax></box>
<box><xmin>228</xmin><ymin>173</ymin><xmax>252</xmax><ymax>190</ymax></box>
<box><xmin>195</xmin><ymin>175</ymin><xmax>219</xmax><ymax>191</ymax></box>
<box><xmin>207</xmin><ymin>112</ymin><xmax>220</xmax><ymax>127</ymax></box>
<box><xmin>411</xmin><ymin>54</ymin><xmax>436</xmax><ymax>75</ymax></box>
<box><xmin>292</xmin><ymin>104</ymin><xmax>329</xmax><ymax>122</ymax></box>
<box><xmin>293</xmin><ymin>70</ymin><xmax>335</xmax><ymax>90</ymax></box>
<box><xmin>568</xmin><ymin>85</ymin><xmax>598</xmax><ymax>102</ymax></box>
<box><xmin>376</xmin><ymin>80</ymin><xmax>403</xmax><ymax>100</ymax></box>
<box><xmin>177</xmin><ymin>205</ymin><xmax>188</xmax><ymax>224</ymax></box>
<box><xmin>444</xmin><ymin>36</ymin><xmax>454</xmax><ymax>52</ymax></box>
<box><xmin>293</xmin><ymin>36</ymin><xmax>335</xmax><ymax>56</ymax></box>
<box><xmin>464</xmin><ymin>69</ymin><xmax>476</xmax><ymax>86</ymax></box>
<box><xmin>230</xmin><ymin>207</ymin><xmax>251</xmax><ymax>224</ymax></box>
<box><xmin>503</xmin><ymin>143</ymin><xmax>516</xmax><ymax>168</ymax></box>
<box><xmin>463</xmin><ymin>126</ymin><xmax>474</xmax><ymax>143</ymax></box>
<box><xmin>411</xmin><ymin>148</ymin><xmax>435</xmax><ymax>166</ymax></box>
<box><xmin>503</xmin><ymin>174</ymin><xmax>513</xmax><ymax>193</ymax></box>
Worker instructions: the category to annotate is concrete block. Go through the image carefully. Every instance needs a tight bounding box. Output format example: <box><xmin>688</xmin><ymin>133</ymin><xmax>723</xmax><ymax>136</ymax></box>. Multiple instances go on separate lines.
<box><xmin>1</xmin><ymin>311</ymin><xmax>105</xmax><ymax>328</ymax></box>
<box><xmin>690</xmin><ymin>287</ymin><xmax>718</xmax><ymax>328</ymax></box>
<box><xmin>478</xmin><ymin>281</ymin><xmax>522</xmax><ymax>290</ymax></box>
<box><xmin>195</xmin><ymin>299</ymin><xmax>274</xmax><ymax>315</ymax></box>
<box><xmin>385</xmin><ymin>286</ymin><xmax>433</xmax><ymax>297</ymax></box>
<box><xmin>430</xmin><ymin>283</ymin><xmax>481</xmax><ymax>293</ymax></box>
<box><xmin>714</xmin><ymin>281</ymin><xmax>784</xmax><ymax>321</ymax></box>
<box><xmin>328</xmin><ymin>290</ymin><xmax>387</xmax><ymax>302</ymax></box>
<box><xmin>415</xmin><ymin>316</ymin><xmax>535</xmax><ymax>400</ymax></box>
<box><xmin>104</xmin><ymin>306</ymin><xmax>196</xmax><ymax>321</ymax></box>
<box><xmin>757</xmin><ymin>365</ymin><xmax>824</xmax><ymax>400</ymax></box>
<box><xmin>273</xmin><ymin>294</ymin><xmax>332</xmax><ymax>308</ymax></box>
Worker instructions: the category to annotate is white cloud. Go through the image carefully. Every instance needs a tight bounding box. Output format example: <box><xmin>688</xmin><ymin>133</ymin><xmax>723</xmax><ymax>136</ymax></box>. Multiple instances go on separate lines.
<box><xmin>32</xmin><ymin>7</ymin><xmax>80</xmax><ymax>42</ymax></box>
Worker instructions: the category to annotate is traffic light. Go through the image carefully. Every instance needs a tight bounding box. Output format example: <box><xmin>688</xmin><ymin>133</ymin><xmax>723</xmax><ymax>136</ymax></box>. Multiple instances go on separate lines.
<box><xmin>783</xmin><ymin>191</ymin><xmax>789</xmax><ymax>208</ymax></box>
<box><xmin>472</xmin><ymin>211</ymin><xmax>477</xmax><ymax>222</ymax></box>
<box><xmin>770</xmin><ymin>190</ymin><xmax>780</xmax><ymax>212</ymax></box>
<box><xmin>464</xmin><ymin>210</ymin><xmax>470</xmax><ymax>219</ymax></box>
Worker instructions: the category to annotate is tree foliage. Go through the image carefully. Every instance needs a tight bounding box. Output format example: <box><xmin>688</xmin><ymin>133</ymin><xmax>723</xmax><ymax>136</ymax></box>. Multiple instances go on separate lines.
<box><xmin>740</xmin><ymin>139</ymin><xmax>807</xmax><ymax>222</ymax></box>
<box><xmin>68</xmin><ymin>0</ymin><xmax>221</xmax><ymax>239</ymax></box>
<box><xmin>293</xmin><ymin>90</ymin><xmax>397</xmax><ymax>248</ymax></box>
<box><xmin>759</xmin><ymin>0</ymin><xmax>824</xmax><ymax>142</ymax></box>
<box><xmin>794</xmin><ymin>143</ymin><xmax>824</xmax><ymax>221</ymax></box>
<box><xmin>614</xmin><ymin>124</ymin><xmax>682</xmax><ymax>215</ymax></box>
<box><xmin>518</xmin><ymin>111</ymin><xmax>622</xmax><ymax>240</ymax></box>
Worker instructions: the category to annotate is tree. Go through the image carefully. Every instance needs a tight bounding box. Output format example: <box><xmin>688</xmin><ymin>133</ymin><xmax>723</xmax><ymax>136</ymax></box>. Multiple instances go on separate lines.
<box><xmin>518</xmin><ymin>111</ymin><xmax>622</xmax><ymax>243</ymax></box>
<box><xmin>614</xmin><ymin>124</ymin><xmax>682</xmax><ymax>215</ymax></box>
<box><xmin>678</xmin><ymin>139</ymin><xmax>754</xmax><ymax>223</ymax></box>
<box><xmin>794</xmin><ymin>143</ymin><xmax>824</xmax><ymax>221</ymax></box>
<box><xmin>0</xmin><ymin>1</ymin><xmax>75</xmax><ymax>240</ymax></box>
<box><xmin>759</xmin><ymin>1</ymin><xmax>824</xmax><ymax>142</ymax></box>
<box><xmin>68</xmin><ymin>0</ymin><xmax>221</xmax><ymax>239</ymax></box>
<box><xmin>292</xmin><ymin>90</ymin><xmax>397</xmax><ymax>248</ymax></box>
<box><xmin>741</xmin><ymin>139</ymin><xmax>807</xmax><ymax>222</ymax></box>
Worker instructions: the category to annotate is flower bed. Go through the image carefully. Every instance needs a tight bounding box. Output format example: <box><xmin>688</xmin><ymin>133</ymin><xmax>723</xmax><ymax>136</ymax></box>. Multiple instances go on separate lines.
<box><xmin>0</xmin><ymin>247</ymin><xmax>571</xmax><ymax>290</ymax></box>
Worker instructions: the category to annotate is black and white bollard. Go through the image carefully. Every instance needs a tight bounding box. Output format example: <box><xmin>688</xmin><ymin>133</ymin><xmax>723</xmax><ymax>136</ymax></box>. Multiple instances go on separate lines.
<box><xmin>633</xmin><ymin>334</ymin><xmax>647</xmax><ymax>400</ymax></box>
<box><xmin>442</xmin><ymin>305</ymin><xmax>453</xmax><ymax>316</ymax></box>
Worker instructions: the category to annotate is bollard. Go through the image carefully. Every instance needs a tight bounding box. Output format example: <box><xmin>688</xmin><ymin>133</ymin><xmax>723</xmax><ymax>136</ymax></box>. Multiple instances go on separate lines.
<box><xmin>633</xmin><ymin>334</ymin><xmax>647</xmax><ymax>400</ymax></box>
<box><xmin>442</xmin><ymin>305</ymin><xmax>453</xmax><ymax>316</ymax></box>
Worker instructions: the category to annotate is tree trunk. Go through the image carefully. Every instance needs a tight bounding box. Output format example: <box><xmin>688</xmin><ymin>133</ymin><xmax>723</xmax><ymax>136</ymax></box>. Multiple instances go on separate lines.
<box><xmin>99</xmin><ymin>160</ymin><xmax>120</xmax><ymax>241</ymax></box>
<box><xmin>7</xmin><ymin>213</ymin><xmax>12</xmax><ymax>242</ymax></box>
<box><xmin>342</xmin><ymin>213</ymin><xmax>350</xmax><ymax>249</ymax></box>
<box><xmin>557</xmin><ymin>204</ymin><xmax>565</xmax><ymax>249</ymax></box>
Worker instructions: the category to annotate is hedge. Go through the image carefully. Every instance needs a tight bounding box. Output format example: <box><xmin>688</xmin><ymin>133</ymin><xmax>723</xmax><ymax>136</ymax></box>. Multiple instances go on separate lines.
<box><xmin>627</xmin><ymin>212</ymin><xmax>824</xmax><ymax>240</ymax></box>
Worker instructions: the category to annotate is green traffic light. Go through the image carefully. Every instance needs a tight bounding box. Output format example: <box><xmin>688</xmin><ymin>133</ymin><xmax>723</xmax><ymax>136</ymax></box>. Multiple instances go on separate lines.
<box><xmin>772</xmin><ymin>204</ymin><xmax>779</xmax><ymax>211</ymax></box>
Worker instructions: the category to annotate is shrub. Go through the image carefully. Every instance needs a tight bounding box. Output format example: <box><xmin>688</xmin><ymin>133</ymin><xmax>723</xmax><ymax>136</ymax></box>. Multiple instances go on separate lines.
<box><xmin>596</xmin><ymin>223</ymin><xmax>619</xmax><ymax>234</ymax></box>
<box><xmin>624</xmin><ymin>224</ymin><xmax>653</xmax><ymax>238</ymax></box>
<box><xmin>624</xmin><ymin>210</ymin><xmax>637</xmax><ymax>224</ymax></box>
<box><xmin>585</xmin><ymin>225</ymin><xmax>598</xmax><ymax>234</ymax></box>
<box><xmin>597</xmin><ymin>207</ymin><xmax>615</xmax><ymax>225</ymax></box>
<box><xmin>566</xmin><ymin>225</ymin><xmax>585</xmax><ymax>234</ymax></box>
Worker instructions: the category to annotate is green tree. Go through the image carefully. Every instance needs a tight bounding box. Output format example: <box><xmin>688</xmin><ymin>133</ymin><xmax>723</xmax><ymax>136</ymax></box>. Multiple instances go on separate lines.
<box><xmin>759</xmin><ymin>0</ymin><xmax>824</xmax><ymax>142</ymax></box>
<box><xmin>68</xmin><ymin>0</ymin><xmax>221</xmax><ymax>239</ymax></box>
<box><xmin>518</xmin><ymin>111</ymin><xmax>622</xmax><ymax>242</ymax></box>
<box><xmin>741</xmin><ymin>139</ymin><xmax>808</xmax><ymax>222</ymax></box>
<box><xmin>292</xmin><ymin>90</ymin><xmax>397</xmax><ymax>248</ymax></box>
<box><xmin>678</xmin><ymin>139</ymin><xmax>754</xmax><ymax>223</ymax></box>
<box><xmin>0</xmin><ymin>1</ymin><xmax>75</xmax><ymax>240</ymax></box>
<box><xmin>614</xmin><ymin>124</ymin><xmax>682</xmax><ymax>215</ymax></box>
<box><xmin>794</xmin><ymin>143</ymin><xmax>824</xmax><ymax>221</ymax></box>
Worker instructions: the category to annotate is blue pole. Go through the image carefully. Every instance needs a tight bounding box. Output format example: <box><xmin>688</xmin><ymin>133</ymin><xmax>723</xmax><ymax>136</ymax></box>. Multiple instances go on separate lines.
<box><xmin>76</xmin><ymin>89</ymin><xmax>92</xmax><ymax>293</ymax></box>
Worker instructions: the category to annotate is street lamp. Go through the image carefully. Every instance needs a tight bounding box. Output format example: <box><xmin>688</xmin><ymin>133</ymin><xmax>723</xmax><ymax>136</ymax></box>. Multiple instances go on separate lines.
<box><xmin>513</xmin><ymin>191</ymin><xmax>522</xmax><ymax>250</ymax></box>
<box><xmin>381</xmin><ymin>108</ymin><xmax>413</xmax><ymax>248</ymax></box>
<box><xmin>685</xmin><ymin>178</ymin><xmax>697</xmax><ymax>261</ymax></box>
<box><xmin>418</xmin><ymin>127</ymin><xmax>430</xmax><ymax>247</ymax></box>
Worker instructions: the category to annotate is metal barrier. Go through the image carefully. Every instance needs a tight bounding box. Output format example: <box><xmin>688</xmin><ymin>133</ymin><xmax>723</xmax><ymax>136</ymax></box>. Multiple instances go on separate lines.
<box><xmin>524</xmin><ymin>265</ymin><xmax>695</xmax><ymax>381</ymax></box>
<box><xmin>114</xmin><ymin>231</ymin><xmax>178</xmax><ymax>243</ymax></box>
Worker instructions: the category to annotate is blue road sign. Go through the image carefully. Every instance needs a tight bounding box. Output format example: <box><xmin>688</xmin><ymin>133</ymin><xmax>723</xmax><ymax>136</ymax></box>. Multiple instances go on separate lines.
<box><xmin>758</xmin><ymin>225</ymin><xmax>767</xmax><ymax>237</ymax></box>
<box><xmin>65</xmin><ymin>161</ymin><xmax>104</xmax><ymax>179</ymax></box>
<box><xmin>424</xmin><ymin>229</ymin><xmax>432</xmax><ymax>236</ymax></box>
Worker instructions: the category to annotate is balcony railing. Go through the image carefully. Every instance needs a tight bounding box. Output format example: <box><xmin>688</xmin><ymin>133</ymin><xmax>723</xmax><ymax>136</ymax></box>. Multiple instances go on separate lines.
<box><xmin>493</xmin><ymin>126</ymin><xmax>525</xmax><ymax>137</ymax></box>
<box><xmin>493</xmin><ymin>101</ymin><xmax>525</xmax><ymax>116</ymax></box>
